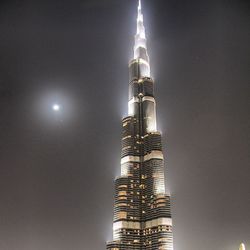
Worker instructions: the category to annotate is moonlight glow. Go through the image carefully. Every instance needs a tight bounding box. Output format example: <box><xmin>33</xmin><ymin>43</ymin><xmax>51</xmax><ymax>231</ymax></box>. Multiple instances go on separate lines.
<box><xmin>53</xmin><ymin>104</ymin><xmax>60</xmax><ymax>111</ymax></box>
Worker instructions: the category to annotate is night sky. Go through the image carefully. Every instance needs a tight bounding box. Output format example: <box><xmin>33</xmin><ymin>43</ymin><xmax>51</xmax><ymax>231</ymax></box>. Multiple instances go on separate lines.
<box><xmin>0</xmin><ymin>0</ymin><xmax>249</xmax><ymax>250</ymax></box>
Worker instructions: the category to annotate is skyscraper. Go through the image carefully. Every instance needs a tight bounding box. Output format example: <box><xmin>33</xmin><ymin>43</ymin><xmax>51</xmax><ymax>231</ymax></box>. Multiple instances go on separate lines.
<box><xmin>106</xmin><ymin>1</ymin><xmax>173</xmax><ymax>249</ymax></box>
<box><xmin>240</xmin><ymin>243</ymin><xmax>246</xmax><ymax>250</ymax></box>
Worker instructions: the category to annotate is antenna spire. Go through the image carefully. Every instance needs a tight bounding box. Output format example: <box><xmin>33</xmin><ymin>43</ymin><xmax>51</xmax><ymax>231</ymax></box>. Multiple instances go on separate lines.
<box><xmin>134</xmin><ymin>0</ymin><xmax>149</xmax><ymax>64</ymax></box>
<box><xmin>136</xmin><ymin>0</ymin><xmax>145</xmax><ymax>39</ymax></box>
<box><xmin>138</xmin><ymin>0</ymin><xmax>141</xmax><ymax>10</ymax></box>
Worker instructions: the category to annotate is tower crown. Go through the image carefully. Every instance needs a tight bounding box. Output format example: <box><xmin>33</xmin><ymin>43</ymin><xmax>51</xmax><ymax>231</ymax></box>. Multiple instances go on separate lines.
<box><xmin>136</xmin><ymin>0</ymin><xmax>145</xmax><ymax>38</ymax></box>
<box><xmin>134</xmin><ymin>0</ymin><xmax>149</xmax><ymax>63</ymax></box>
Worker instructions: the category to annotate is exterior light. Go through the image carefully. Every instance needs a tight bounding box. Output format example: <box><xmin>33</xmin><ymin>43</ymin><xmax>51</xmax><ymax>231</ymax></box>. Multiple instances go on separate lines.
<box><xmin>240</xmin><ymin>243</ymin><xmax>246</xmax><ymax>250</ymax></box>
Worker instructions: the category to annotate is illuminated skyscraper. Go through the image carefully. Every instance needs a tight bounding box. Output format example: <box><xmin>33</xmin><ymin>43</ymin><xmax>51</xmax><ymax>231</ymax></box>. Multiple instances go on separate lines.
<box><xmin>106</xmin><ymin>1</ymin><xmax>173</xmax><ymax>249</ymax></box>
<box><xmin>240</xmin><ymin>243</ymin><xmax>246</xmax><ymax>250</ymax></box>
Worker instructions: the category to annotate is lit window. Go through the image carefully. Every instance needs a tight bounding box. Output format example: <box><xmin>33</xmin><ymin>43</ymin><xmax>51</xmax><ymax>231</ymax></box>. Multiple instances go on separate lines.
<box><xmin>117</xmin><ymin>211</ymin><xmax>127</xmax><ymax>219</ymax></box>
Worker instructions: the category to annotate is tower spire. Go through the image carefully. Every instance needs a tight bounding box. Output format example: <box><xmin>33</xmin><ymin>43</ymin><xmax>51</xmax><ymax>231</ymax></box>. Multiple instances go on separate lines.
<box><xmin>137</xmin><ymin>0</ymin><xmax>145</xmax><ymax>38</ymax></box>
<box><xmin>134</xmin><ymin>0</ymin><xmax>148</xmax><ymax>62</ymax></box>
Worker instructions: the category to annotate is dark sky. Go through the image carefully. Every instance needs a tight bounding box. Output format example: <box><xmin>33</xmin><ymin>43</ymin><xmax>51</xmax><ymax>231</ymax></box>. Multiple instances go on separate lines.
<box><xmin>0</xmin><ymin>0</ymin><xmax>249</xmax><ymax>250</ymax></box>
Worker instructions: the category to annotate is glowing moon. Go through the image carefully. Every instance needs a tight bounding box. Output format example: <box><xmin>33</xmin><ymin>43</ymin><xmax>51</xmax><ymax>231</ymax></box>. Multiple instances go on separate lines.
<box><xmin>52</xmin><ymin>104</ymin><xmax>60</xmax><ymax>111</ymax></box>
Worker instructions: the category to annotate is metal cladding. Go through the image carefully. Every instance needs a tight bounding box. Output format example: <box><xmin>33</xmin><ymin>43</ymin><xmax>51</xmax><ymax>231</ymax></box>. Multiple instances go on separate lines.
<box><xmin>107</xmin><ymin>1</ymin><xmax>173</xmax><ymax>249</ymax></box>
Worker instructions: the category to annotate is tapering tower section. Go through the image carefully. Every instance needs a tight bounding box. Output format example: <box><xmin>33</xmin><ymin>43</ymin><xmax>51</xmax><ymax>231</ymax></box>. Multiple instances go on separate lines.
<box><xmin>106</xmin><ymin>1</ymin><xmax>173</xmax><ymax>249</ymax></box>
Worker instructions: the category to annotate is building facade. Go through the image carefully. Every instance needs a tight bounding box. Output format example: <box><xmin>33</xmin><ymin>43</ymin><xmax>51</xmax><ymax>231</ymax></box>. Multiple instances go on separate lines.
<box><xmin>106</xmin><ymin>1</ymin><xmax>173</xmax><ymax>249</ymax></box>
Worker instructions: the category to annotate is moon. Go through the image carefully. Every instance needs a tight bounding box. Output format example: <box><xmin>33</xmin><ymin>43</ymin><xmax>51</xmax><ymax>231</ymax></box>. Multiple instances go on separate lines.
<box><xmin>52</xmin><ymin>104</ymin><xmax>60</xmax><ymax>111</ymax></box>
